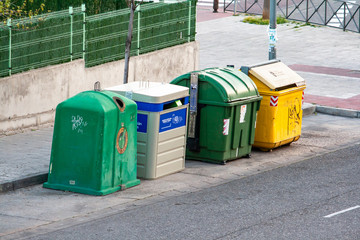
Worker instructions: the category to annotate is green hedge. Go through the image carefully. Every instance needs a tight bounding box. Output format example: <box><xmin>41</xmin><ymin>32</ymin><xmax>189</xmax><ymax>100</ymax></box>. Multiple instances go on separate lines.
<box><xmin>0</xmin><ymin>28</ymin><xmax>9</xmax><ymax>77</ymax></box>
<box><xmin>0</xmin><ymin>7</ymin><xmax>84</xmax><ymax>77</ymax></box>
<box><xmin>0</xmin><ymin>1</ymin><xmax>196</xmax><ymax>77</ymax></box>
<box><xmin>23</xmin><ymin>0</ymin><xmax>128</xmax><ymax>16</ymax></box>
<box><xmin>85</xmin><ymin>8</ymin><xmax>136</xmax><ymax>67</ymax></box>
<box><xmin>139</xmin><ymin>1</ymin><xmax>196</xmax><ymax>54</ymax></box>
<box><xmin>85</xmin><ymin>0</ymin><xmax>196</xmax><ymax>67</ymax></box>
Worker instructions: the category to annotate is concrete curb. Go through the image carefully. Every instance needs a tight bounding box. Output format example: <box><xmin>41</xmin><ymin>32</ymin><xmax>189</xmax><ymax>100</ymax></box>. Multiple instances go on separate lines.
<box><xmin>0</xmin><ymin>173</ymin><xmax>48</xmax><ymax>193</ymax></box>
<box><xmin>303</xmin><ymin>103</ymin><xmax>360</xmax><ymax>118</ymax></box>
<box><xmin>302</xmin><ymin>103</ymin><xmax>316</xmax><ymax>117</ymax></box>
<box><xmin>316</xmin><ymin>105</ymin><xmax>360</xmax><ymax>118</ymax></box>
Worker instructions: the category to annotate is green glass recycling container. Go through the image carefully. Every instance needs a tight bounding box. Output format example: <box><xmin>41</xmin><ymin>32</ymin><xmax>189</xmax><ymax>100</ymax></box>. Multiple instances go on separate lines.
<box><xmin>43</xmin><ymin>90</ymin><xmax>140</xmax><ymax>195</ymax></box>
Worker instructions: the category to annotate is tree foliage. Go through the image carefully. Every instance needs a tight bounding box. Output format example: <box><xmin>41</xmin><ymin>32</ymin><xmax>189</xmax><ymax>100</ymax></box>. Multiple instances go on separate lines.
<box><xmin>0</xmin><ymin>0</ymin><xmax>47</xmax><ymax>25</ymax></box>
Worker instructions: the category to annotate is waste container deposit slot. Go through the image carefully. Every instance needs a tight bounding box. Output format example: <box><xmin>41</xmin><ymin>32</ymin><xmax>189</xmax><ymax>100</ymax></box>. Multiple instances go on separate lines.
<box><xmin>113</xmin><ymin>97</ymin><xmax>125</xmax><ymax>112</ymax></box>
<box><xmin>135</xmin><ymin>97</ymin><xmax>189</xmax><ymax>112</ymax></box>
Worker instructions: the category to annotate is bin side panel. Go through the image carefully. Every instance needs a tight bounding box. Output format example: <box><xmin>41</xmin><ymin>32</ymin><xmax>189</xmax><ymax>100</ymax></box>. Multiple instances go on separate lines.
<box><xmin>254</xmin><ymin>94</ymin><xmax>279</xmax><ymax>149</ymax></box>
<box><xmin>115</xmin><ymin>99</ymin><xmax>140</xmax><ymax>189</ymax></box>
<box><xmin>232</xmin><ymin>102</ymin><xmax>257</xmax><ymax>157</ymax></box>
<box><xmin>187</xmin><ymin>104</ymin><xmax>255</xmax><ymax>163</ymax></box>
<box><xmin>278</xmin><ymin>91</ymin><xmax>303</xmax><ymax>141</ymax></box>
<box><xmin>249</xmin><ymin>101</ymin><xmax>260</xmax><ymax>145</ymax></box>
<box><xmin>232</xmin><ymin>105</ymin><xmax>242</xmax><ymax>149</ymax></box>
<box><xmin>200</xmin><ymin>105</ymin><xmax>231</xmax><ymax>152</ymax></box>
<box><xmin>46</xmin><ymin>103</ymin><xmax>105</xmax><ymax>194</ymax></box>
<box><xmin>99</xmin><ymin>105</ymin><xmax>119</xmax><ymax>192</ymax></box>
<box><xmin>156</xmin><ymin>126</ymin><xmax>186</xmax><ymax>178</ymax></box>
<box><xmin>254</xmin><ymin>88</ymin><xmax>303</xmax><ymax>150</ymax></box>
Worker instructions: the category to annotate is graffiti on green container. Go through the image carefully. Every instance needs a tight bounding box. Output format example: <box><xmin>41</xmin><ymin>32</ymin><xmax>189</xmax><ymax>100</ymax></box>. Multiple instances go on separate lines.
<box><xmin>72</xmin><ymin>115</ymin><xmax>88</xmax><ymax>134</ymax></box>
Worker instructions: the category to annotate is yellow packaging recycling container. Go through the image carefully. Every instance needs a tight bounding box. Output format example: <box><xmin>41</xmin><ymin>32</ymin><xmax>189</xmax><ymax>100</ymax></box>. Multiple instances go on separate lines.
<box><xmin>241</xmin><ymin>60</ymin><xmax>306</xmax><ymax>151</ymax></box>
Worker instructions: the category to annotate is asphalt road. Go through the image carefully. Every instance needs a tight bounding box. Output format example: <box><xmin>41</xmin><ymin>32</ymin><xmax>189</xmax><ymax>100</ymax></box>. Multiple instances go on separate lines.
<box><xmin>26</xmin><ymin>144</ymin><xmax>360</xmax><ymax>240</ymax></box>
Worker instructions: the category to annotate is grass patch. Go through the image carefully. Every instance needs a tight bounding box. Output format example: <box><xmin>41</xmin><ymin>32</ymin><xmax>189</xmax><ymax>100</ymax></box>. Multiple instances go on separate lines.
<box><xmin>242</xmin><ymin>16</ymin><xmax>288</xmax><ymax>25</ymax></box>
<box><xmin>293</xmin><ymin>22</ymin><xmax>319</xmax><ymax>28</ymax></box>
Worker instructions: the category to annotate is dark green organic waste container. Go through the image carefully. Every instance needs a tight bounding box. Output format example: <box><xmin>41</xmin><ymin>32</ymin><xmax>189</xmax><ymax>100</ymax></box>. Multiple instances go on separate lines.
<box><xmin>43</xmin><ymin>90</ymin><xmax>140</xmax><ymax>195</ymax></box>
<box><xmin>171</xmin><ymin>67</ymin><xmax>262</xmax><ymax>164</ymax></box>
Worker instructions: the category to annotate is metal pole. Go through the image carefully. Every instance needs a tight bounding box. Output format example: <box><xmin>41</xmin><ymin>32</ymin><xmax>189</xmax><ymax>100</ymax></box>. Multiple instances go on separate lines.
<box><xmin>343</xmin><ymin>3</ymin><xmax>346</xmax><ymax>31</ymax></box>
<box><xmin>188</xmin><ymin>0</ymin><xmax>192</xmax><ymax>42</ymax></box>
<box><xmin>234</xmin><ymin>0</ymin><xmax>237</xmax><ymax>15</ymax></box>
<box><xmin>324</xmin><ymin>0</ymin><xmax>327</xmax><ymax>25</ymax></box>
<box><xmin>7</xmin><ymin>19</ymin><xmax>12</xmax><ymax>76</ymax></box>
<box><xmin>269</xmin><ymin>0</ymin><xmax>276</xmax><ymax>60</ymax></box>
<box><xmin>82</xmin><ymin>4</ymin><xmax>86</xmax><ymax>60</ymax></box>
<box><xmin>137</xmin><ymin>5</ymin><xmax>141</xmax><ymax>56</ymax></box>
<box><xmin>69</xmin><ymin>6</ymin><xmax>73</xmax><ymax>61</ymax></box>
<box><xmin>306</xmin><ymin>0</ymin><xmax>309</xmax><ymax>22</ymax></box>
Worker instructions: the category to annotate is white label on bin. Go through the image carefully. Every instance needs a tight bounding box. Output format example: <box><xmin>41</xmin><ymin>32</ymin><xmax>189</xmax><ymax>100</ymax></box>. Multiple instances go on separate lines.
<box><xmin>255</xmin><ymin>113</ymin><xmax>258</xmax><ymax>129</ymax></box>
<box><xmin>69</xmin><ymin>180</ymin><xmax>75</xmax><ymax>185</ymax></box>
<box><xmin>240</xmin><ymin>105</ymin><xmax>247</xmax><ymax>123</ymax></box>
<box><xmin>223</xmin><ymin>119</ymin><xmax>230</xmax><ymax>135</ymax></box>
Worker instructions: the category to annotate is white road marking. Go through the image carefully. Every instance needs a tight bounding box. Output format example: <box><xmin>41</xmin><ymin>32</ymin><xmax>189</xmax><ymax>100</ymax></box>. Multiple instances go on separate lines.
<box><xmin>324</xmin><ymin>205</ymin><xmax>360</xmax><ymax>218</ymax></box>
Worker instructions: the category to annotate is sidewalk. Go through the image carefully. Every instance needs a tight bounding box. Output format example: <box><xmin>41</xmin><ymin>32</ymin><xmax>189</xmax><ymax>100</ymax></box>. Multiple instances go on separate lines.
<box><xmin>1</xmin><ymin>7</ymin><xmax>360</xmax><ymax>239</ymax></box>
<box><xmin>1</xmin><ymin>5</ymin><xmax>360</xmax><ymax>193</ymax></box>
<box><xmin>1</xmin><ymin>5</ymin><xmax>360</xmax><ymax>192</ymax></box>
<box><xmin>196</xmin><ymin>8</ymin><xmax>360</xmax><ymax>115</ymax></box>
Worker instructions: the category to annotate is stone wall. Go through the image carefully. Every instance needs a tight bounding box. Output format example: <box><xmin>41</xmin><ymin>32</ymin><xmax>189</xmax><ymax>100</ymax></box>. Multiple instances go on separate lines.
<box><xmin>0</xmin><ymin>42</ymin><xmax>199</xmax><ymax>136</ymax></box>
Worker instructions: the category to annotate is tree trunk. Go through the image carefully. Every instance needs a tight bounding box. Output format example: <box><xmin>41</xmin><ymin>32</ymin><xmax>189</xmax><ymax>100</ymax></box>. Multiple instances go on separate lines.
<box><xmin>213</xmin><ymin>0</ymin><xmax>219</xmax><ymax>13</ymax></box>
<box><xmin>123</xmin><ymin>1</ymin><xmax>135</xmax><ymax>84</ymax></box>
<box><xmin>262</xmin><ymin>0</ymin><xmax>270</xmax><ymax>20</ymax></box>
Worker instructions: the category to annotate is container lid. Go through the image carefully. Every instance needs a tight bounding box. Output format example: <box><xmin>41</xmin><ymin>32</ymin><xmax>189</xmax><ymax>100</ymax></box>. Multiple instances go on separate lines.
<box><xmin>245</xmin><ymin>61</ymin><xmax>305</xmax><ymax>90</ymax></box>
<box><xmin>59</xmin><ymin>90</ymin><xmax>136</xmax><ymax>114</ymax></box>
<box><xmin>106</xmin><ymin>82</ymin><xmax>189</xmax><ymax>103</ymax></box>
<box><xmin>171</xmin><ymin>67</ymin><xmax>261</xmax><ymax>104</ymax></box>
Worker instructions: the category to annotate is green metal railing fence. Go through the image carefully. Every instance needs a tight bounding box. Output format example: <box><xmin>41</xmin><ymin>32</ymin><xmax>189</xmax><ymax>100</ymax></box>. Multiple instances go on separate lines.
<box><xmin>223</xmin><ymin>0</ymin><xmax>360</xmax><ymax>33</ymax></box>
<box><xmin>0</xmin><ymin>6</ymin><xmax>85</xmax><ymax>77</ymax></box>
<box><xmin>0</xmin><ymin>0</ymin><xmax>196</xmax><ymax>78</ymax></box>
<box><xmin>85</xmin><ymin>0</ymin><xmax>196</xmax><ymax>67</ymax></box>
